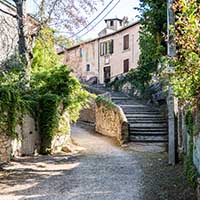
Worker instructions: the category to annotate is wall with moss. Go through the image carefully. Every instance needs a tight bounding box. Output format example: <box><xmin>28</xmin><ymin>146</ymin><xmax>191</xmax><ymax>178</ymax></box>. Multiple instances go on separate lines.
<box><xmin>0</xmin><ymin>106</ymin><xmax>71</xmax><ymax>163</ymax></box>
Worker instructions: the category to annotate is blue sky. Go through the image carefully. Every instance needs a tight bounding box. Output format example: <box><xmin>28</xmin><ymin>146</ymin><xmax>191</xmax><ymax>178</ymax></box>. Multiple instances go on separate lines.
<box><xmin>28</xmin><ymin>0</ymin><xmax>140</xmax><ymax>40</ymax></box>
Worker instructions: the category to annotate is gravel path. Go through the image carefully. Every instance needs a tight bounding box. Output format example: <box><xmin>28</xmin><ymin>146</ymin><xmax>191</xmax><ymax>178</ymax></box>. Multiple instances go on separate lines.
<box><xmin>0</xmin><ymin>124</ymin><xmax>196</xmax><ymax>200</ymax></box>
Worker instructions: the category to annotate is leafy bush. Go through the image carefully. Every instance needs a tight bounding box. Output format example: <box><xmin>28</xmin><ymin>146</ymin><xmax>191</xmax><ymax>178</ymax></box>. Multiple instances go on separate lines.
<box><xmin>39</xmin><ymin>94</ymin><xmax>60</xmax><ymax>154</ymax></box>
<box><xmin>0</xmin><ymin>27</ymin><xmax>92</xmax><ymax>154</ymax></box>
<box><xmin>96</xmin><ymin>96</ymin><xmax>115</xmax><ymax>109</ymax></box>
<box><xmin>172</xmin><ymin>0</ymin><xmax>200</xmax><ymax>102</ymax></box>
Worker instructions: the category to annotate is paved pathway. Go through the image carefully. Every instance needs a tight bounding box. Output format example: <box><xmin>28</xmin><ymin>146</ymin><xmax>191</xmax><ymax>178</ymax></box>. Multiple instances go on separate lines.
<box><xmin>0</xmin><ymin>124</ymin><xmax>196</xmax><ymax>200</ymax></box>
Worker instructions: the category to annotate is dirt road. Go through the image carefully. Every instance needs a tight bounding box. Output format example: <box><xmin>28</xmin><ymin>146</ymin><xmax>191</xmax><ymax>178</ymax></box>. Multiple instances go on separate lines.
<box><xmin>0</xmin><ymin>124</ymin><xmax>196</xmax><ymax>200</ymax></box>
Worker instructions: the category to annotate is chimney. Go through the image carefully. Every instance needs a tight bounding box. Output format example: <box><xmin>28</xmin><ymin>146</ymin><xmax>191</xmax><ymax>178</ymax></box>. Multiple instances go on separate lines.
<box><xmin>122</xmin><ymin>16</ymin><xmax>129</xmax><ymax>27</ymax></box>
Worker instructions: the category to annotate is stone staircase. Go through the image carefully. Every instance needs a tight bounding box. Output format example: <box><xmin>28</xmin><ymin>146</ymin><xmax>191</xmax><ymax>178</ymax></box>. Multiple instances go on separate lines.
<box><xmin>111</xmin><ymin>94</ymin><xmax>168</xmax><ymax>144</ymax></box>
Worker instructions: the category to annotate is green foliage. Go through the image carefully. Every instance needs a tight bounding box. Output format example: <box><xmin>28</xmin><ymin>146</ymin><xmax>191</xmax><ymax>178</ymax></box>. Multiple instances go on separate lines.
<box><xmin>32</xmin><ymin>65</ymin><xmax>92</xmax><ymax>123</ymax></box>
<box><xmin>184</xmin><ymin>109</ymin><xmax>198</xmax><ymax>187</ymax></box>
<box><xmin>39</xmin><ymin>94</ymin><xmax>60</xmax><ymax>154</ymax></box>
<box><xmin>55</xmin><ymin>34</ymin><xmax>74</xmax><ymax>48</ymax></box>
<box><xmin>96</xmin><ymin>96</ymin><xmax>115</xmax><ymax>109</ymax></box>
<box><xmin>0</xmin><ymin>71</ymin><xmax>35</xmax><ymax>138</ymax></box>
<box><xmin>0</xmin><ymin>28</ymin><xmax>92</xmax><ymax>155</ymax></box>
<box><xmin>134</xmin><ymin>0</ymin><xmax>167</xmax><ymax>94</ymax></box>
<box><xmin>0</xmin><ymin>86</ymin><xmax>21</xmax><ymax>138</ymax></box>
<box><xmin>172</xmin><ymin>0</ymin><xmax>200</xmax><ymax>102</ymax></box>
<box><xmin>31</xmin><ymin>27</ymin><xmax>60</xmax><ymax>74</ymax></box>
<box><xmin>110</xmin><ymin>1</ymin><xmax>167</xmax><ymax>97</ymax></box>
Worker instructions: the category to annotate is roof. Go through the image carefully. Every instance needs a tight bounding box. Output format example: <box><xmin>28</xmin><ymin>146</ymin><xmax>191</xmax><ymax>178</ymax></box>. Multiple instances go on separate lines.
<box><xmin>66</xmin><ymin>20</ymin><xmax>140</xmax><ymax>51</ymax></box>
<box><xmin>105</xmin><ymin>18</ymin><xmax>123</xmax><ymax>22</ymax></box>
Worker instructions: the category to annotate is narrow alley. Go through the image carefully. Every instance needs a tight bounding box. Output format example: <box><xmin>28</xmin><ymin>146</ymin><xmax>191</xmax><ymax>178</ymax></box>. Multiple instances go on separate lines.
<box><xmin>0</xmin><ymin>124</ymin><xmax>196</xmax><ymax>200</ymax></box>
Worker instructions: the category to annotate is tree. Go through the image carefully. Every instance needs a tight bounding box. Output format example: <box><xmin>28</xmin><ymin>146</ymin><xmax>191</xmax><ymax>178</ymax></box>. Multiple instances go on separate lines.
<box><xmin>137</xmin><ymin>0</ymin><xmax>167</xmax><ymax>84</ymax></box>
<box><xmin>0</xmin><ymin>0</ymin><xmax>102</xmax><ymax>88</ymax></box>
<box><xmin>172</xmin><ymin>0</ymin><xmax>200</xmax><ymax>102</ymax></box>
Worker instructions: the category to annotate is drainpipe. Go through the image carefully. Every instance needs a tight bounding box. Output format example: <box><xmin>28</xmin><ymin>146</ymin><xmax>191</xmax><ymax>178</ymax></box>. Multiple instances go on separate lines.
<box><xmin>97</xmin><ymin>39</ymin><xmax>100</xmax><ymax>84</ymax></box>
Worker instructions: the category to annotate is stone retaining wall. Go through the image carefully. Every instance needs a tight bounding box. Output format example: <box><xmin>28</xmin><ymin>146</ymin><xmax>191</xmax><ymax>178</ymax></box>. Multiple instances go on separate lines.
<box><xmin>79</xmin><ymin>100</ymin><xmax>96</xmax><ymax>124</ymax></box>
<box><xmin>0</xmin><ymin>133</ymin><xmax>11</xmax><ymax>163</ymax></box>
<box><xmin>0</xmin><ymin>109</ymin><xmax>71</xmax><ymax>163</ymax></box>
<box><xmin>95</xmin><ymin>101</ymin><xmax>129</xmax><ymax>144</ymax></box>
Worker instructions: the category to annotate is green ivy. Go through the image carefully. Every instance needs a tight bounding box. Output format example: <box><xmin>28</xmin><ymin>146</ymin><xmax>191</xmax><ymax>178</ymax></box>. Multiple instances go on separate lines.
<box><xmin>39</xmin><ymin>94</ymin><xmax>60</xmax><ymax>154</ymax></box>
<box><xmin>172</xmin><ymin>0</ymin><xmax>200</xmax><ymax>102</ymax></box>
<box><xmin>96</xmin><ymin>96</ymin><xmax>115</xmax><ymax>109</ymax></box>
<box><xmin>184</xmin><ymin>109</ymin><xmax>198</xmax><ymax>187</ymax></box>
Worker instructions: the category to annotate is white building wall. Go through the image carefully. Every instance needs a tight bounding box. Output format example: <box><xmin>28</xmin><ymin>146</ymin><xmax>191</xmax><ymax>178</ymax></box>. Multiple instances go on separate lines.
<box><xmin>99</xmin><ymin>23</ymin><xmax>140</xmax><ymax>84</ymax></box>
<box><xmin>65</xmin><ymin>22</ymin><xmax>140</xmax><ymax>84</ymax></box>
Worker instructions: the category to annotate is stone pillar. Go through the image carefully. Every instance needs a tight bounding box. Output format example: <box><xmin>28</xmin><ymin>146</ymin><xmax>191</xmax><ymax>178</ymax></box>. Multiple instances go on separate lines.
<box><xmin>168</xmin><ymin>87</ymin><xmax>176</xmax><ymax>165</ymax></box>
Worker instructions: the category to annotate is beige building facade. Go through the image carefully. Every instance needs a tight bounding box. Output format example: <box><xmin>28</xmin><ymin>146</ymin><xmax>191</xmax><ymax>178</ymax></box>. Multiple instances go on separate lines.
<box><xmin>63</xmin><ymin>19</ymin><xmax>140</xmax><ymax>84</ymax></box>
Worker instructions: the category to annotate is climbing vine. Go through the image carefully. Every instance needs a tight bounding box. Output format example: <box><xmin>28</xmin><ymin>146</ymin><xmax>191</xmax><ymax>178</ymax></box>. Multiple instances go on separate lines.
<box><xmin>184</xmin><ymin>108</ymin><xmax>198</xmax><ymax>187</ymax></box>
<box><xmin>172</xmin><ymin>0</ymin><xmax>200</xmax><ymax>102</ymax></box>
<box><xmin>39</xmin><ymin>94</ymin><xmax>60</xmax><ymax>154</ymax></box>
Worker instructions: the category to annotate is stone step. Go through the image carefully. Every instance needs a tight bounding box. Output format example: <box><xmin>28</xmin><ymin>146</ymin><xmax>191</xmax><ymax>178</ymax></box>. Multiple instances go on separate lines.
<box><xmin>111</xmin><ymin>97</ymin><xmax>131</xmax><ymax>100</ymax></box>
<box><xmin>128</xmin><ymin>119</ymin><xmax>167</xmax><ymax>123</ymax></box>
<box><xmin>129</xmin><ymin>123</ymin><xmax>168</xmax><ymax>128</ymax></box>
<box><xmin>129</xmin><ymin>136</ymin><xmax>168</xmax><ymax>143</ymax></box>
<box><xmin>126</xmin><ymin>114</ymin><xmax>165</xmax><ymax>118</ymax></box>
<box><xmin>123</xmin><ymin>109</ymin><xmax>160</xmax><ymax>113</ymax></box>
<box><xmin>120</xmin><ymin>105</ymin><xmax>148</xmax><ymax>108</ymax></box>
<box><xmin>120</xmin><ymin>104</ymin><xmax>159</xmax><ymax>110</ymax></box>
<box><xmin>125</xmin><ymin>111</ymin><xmax>161</xmax><ymax>114</ymax></box>
<box><xmin>129</xmin><ymin>131</ymin><xmax>167</xmax><ymax>136</ymax></box>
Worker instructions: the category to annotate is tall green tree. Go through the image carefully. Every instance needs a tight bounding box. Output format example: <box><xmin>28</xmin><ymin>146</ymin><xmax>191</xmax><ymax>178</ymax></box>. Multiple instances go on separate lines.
<box><xmin>137</xmin><ymin>0</ymin><xmax>167</xmax><ymax>86</ymax></box>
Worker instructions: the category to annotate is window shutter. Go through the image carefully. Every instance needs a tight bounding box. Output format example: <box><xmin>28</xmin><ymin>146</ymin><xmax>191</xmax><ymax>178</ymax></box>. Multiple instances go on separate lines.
<box><xmin>123</xmin><ymin>34</ymin><xmax>129</xmax><ymax>50</ymax></box>
<box><xmin>123</xmin><ymin>59</ymin><xmax>129</xmax><ymax>73</ymax></box>
<box><xmin>103</xmin><ymin>42</ymin><xmax>107</xmax><ymax>55</ymax></box>
<box><xmin>110</xmin><ymin>40</ymin><xmax>114</xmax><ymax>54</ymax></box>
<box><xmin>100</xmin><ymin>43</ymin><xmax>104</xmax><ymax>56</ymax></box>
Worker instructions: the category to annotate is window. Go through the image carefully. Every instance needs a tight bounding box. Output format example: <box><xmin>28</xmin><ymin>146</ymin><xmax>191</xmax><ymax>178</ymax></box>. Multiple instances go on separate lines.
<box><xmin>86</xmin><ymin>49</ymin><xmax>89</xmax><ymax>62</ymax></box>
<box><xmin>123</xmin><ymin>59</ymin><xmax>129</xmax><ymax>73</ymax></box>
<box><xmin>100</xmin><ymin>43</ymin><xmax>104</xmax><ymax>56</ymax></box>
<box><xmin>123</xmin><ymin>34</ymin><xmax>129</xmax><ymax>50</ymax></box>
<box><xmin>86</xmin><ymin>64</ymin><xmax>90</xmax><ymax>72</ymax></box>
<box><xmin>100</xmin><ymin>40</ymin><xmax>114</xmax><ymax>56</ymax></box>
<box><xmin>110</xmin><ymin>20</ymin><xmax>114</xmax><ymax>26</ymax></box>
<box><xmin>80</xmin><ymin>48</ymin><xmax>83</xmax><ymax>57</ymax></box>
<box><xmin>110</xmin><ymin>40</ymin><xmax>114</xmax><ymax>54</ymax></box>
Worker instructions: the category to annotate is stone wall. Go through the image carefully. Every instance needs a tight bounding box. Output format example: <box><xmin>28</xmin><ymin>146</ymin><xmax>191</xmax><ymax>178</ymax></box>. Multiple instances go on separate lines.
<box><xmin>0</xmin><ymin>109</ymin><xmax>71</xmax><ymax>163</ymax></box>
<box><xmin>51</xmin><ymin>109</ymin><xmax>71</xmax><ymax>153</ymax></box>
<box><xmin>0</xmin><ymin>1</ymin><xmax>18</xmax><ymax>68</ymax></box>
<box><xmin>0</xmin><ymin>133</ymin><xmax>11</xmax><ymax>163</ymax></box>
<box><xmin>95</xmin><ymin>101</ymin><xmax>129</xmax><ymax>144</ymax></box>
<box><xmin>193</xmin><ymin>134</ymin><xmax>200</xmax><ymax>173</ymax></box>
<box><xmin>79</xmin><ymin>100</ymin><xmax>96</xmax><ymax>124</ymax></box>
<box><xmin>177</xmin><ymin>105</ymin><xmax>200</xmax><ymax>175</ymax></box>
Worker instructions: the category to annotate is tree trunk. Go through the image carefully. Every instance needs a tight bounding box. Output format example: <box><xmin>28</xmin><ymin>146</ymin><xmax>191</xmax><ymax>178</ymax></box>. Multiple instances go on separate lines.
<box><xmin>15</xmin><ymin>0</ymin><xmax>32</xmax><ymax>88</ymax></box>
